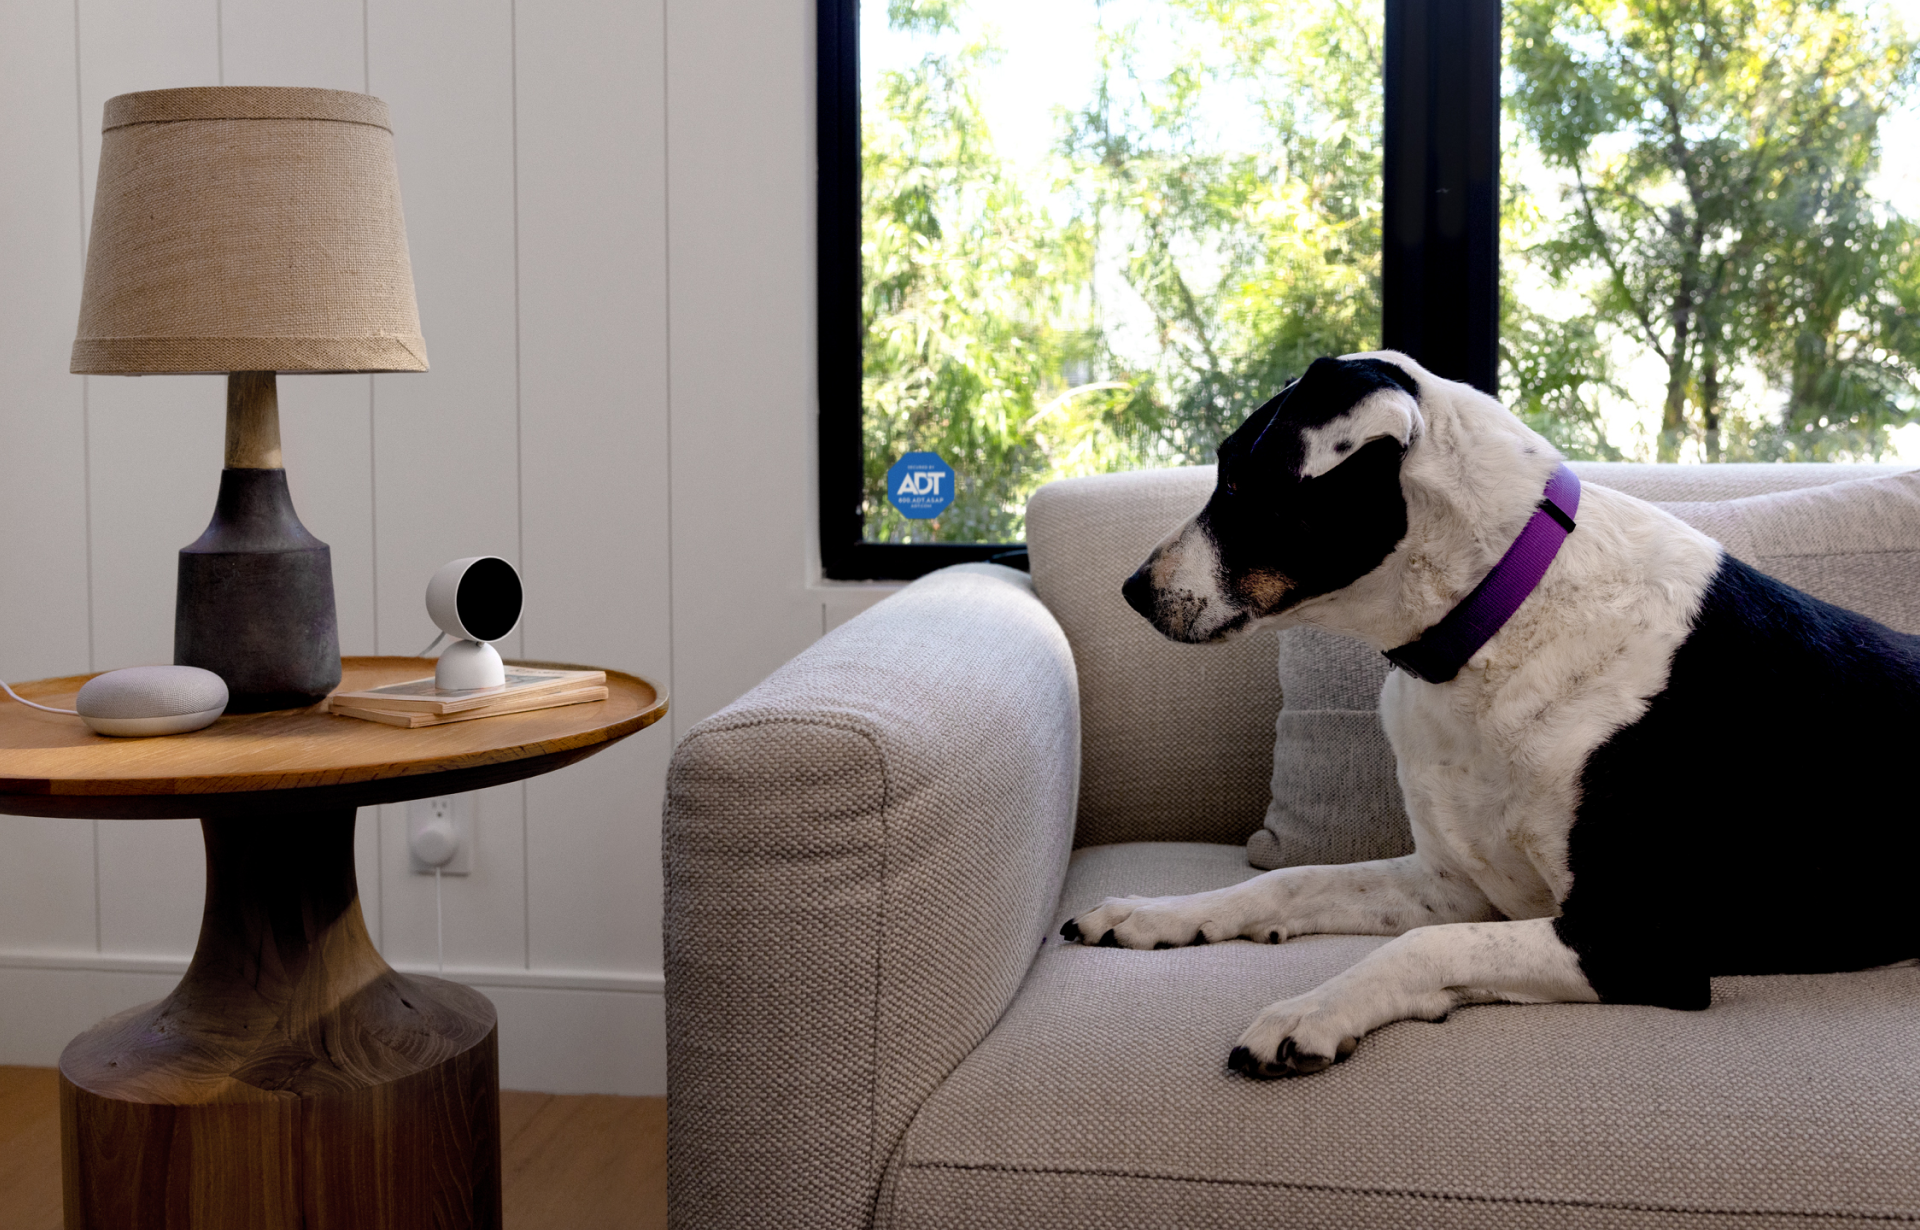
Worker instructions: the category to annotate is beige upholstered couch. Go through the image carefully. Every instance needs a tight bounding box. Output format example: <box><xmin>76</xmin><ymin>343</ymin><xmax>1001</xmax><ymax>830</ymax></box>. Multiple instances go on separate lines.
<box><xmin>664</xmin><ymin>462</ymin><xmax>1920</xmax><ymax>1229</ymax></box>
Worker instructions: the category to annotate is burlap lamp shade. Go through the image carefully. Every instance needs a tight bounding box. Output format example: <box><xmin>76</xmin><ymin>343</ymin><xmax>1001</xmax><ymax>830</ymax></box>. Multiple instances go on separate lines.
<box><xmin>72</xmin><ymin>86</ymin><xmax>429</xmax><ymax>712</ymax></box>
<box><xmin>73</xmin><ymin>86</ymin><xmax>427</xmax><ymax>374</ymax></box>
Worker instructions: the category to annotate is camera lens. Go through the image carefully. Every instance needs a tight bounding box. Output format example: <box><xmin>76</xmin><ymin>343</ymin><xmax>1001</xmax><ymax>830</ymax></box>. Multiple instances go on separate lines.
<box><xmin>455</xmin><ymin>557</ymin><xmax>522</xmax><ymax>642</ymax></box>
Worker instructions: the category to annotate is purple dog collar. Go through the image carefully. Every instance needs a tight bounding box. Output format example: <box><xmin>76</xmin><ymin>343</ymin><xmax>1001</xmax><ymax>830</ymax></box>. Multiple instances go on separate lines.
<box><xmin>1384</xmin><ymin>464</ymin><xmax>1581</xmax><ymax>684</ymax></box>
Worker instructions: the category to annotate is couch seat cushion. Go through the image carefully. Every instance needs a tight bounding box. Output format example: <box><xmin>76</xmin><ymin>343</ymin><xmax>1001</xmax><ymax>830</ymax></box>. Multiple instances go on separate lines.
<box><xmin>878</xmin><ymin>842</ymin><xmax>1920</xmax><ymax>1229</ymax></box>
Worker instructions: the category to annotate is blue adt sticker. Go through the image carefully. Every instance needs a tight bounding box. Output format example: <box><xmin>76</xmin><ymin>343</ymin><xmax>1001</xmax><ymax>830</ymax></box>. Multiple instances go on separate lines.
<box><xmin>886</xmin><ymin>451</ymin><xmax>956</xmax><ymax>519</ymax></box>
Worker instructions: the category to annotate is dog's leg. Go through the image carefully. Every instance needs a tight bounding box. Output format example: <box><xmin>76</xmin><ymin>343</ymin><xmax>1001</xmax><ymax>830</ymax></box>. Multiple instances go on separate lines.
<box><xmin>1228</xmin><ymin>917</ymin><xmax>1598</xmax><ymax>1077</ymax></box>
<box><xmin>1060</xmin><ymin>854</ymin><xmax>1495</xmax><ymax>950</ymax></box>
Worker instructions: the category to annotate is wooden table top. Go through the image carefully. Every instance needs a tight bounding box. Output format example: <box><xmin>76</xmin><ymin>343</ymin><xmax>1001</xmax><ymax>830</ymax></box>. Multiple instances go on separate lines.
<box><xmin>0</xmin><ymin>657</ymin><xmax>667</xmax><ymax>819</ymax></box>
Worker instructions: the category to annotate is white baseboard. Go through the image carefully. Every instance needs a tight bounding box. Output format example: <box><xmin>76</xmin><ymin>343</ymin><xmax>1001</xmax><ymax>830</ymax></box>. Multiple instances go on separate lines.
<box><xmin>0</xmin><ymin>951</ymin><xmax>666</xmax><ymax>1096</ymax></box>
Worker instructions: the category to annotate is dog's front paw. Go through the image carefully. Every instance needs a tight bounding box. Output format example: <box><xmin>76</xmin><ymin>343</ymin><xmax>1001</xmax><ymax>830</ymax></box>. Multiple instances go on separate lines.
<box><xmin>1060</xmin><ymin>892</ymin><xmax>1280</xmax><ymax>950</ymax></box>
<box><xmin>1226</xmin><ymin>996</ymin><xmax>1360</xmax><ymax>1078</ymax></box>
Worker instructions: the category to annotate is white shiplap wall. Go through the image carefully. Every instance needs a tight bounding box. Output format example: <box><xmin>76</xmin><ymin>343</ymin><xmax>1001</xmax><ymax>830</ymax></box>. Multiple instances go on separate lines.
<box><xmin>0</xmin><ymin>0</ymin><xmax>897</xmax><ymax>1094</ymax></box>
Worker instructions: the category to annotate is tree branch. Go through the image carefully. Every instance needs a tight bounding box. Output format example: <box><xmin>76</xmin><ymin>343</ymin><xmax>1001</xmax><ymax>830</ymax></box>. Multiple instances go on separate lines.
<box><xmin>1572</xmin><ymin>164</ymin><xmax>1672</xmax><ymax>363</ymax></box>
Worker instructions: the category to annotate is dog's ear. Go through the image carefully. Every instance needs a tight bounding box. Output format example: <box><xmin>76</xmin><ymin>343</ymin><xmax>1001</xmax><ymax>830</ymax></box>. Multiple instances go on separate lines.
<box><xmin>1230</xmin><ymin>356</ymin><xmax>1423</xmax><ymax>484</ymax></box>
<box><xmin>1271</xmin><ymin>358</ymin><xmax>1420</xmax><ymax>479</ymax></box>
<box><xmin>1295</xmin><ymin>385</ymin><xmax>1419</xmax><ymax>479</ymax></box>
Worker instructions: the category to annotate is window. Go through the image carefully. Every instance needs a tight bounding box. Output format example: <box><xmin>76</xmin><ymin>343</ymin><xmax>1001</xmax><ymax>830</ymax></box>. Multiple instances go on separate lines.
<box><xmin>1502</xmin><ymin>1</ymin><xmax>1920</xmax><ymax>463</ymax></box>
<box><xmin>820</xmin><ymin>0</ymin><xmax>1920</xmax><ymax>579</ymax></box>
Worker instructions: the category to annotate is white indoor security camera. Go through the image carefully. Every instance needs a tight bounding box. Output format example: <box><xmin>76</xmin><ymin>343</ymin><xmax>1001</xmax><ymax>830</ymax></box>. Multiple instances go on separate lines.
<box><xmin>425</xmin><ymin>556</ymin><xmax>524</xmax><ymax>691</ymax></box>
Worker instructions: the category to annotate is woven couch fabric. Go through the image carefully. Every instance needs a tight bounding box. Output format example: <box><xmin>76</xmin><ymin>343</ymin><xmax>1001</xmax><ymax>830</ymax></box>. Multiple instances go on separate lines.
<box><xmin>1249</xmin><ymin>463</ymin><xmax>1920</xmax><ymax>869</ymax></box>
<box><xmin>1659</xmin><ymin>468</ymin><xmax>1920</xmax><ymax>634</ymax></box>
<box><xmin>1566</xmin><ymin>460</ymin><xmax>1913</xmax><ymax>502</ymax></box>
<box><xmin>1027</xmin><ymin>468</ymin><xmax>1282</xmax><ymax>847</ymax></box>
<box><xmin>663</xmin><ymin>564</ymin><xmax>1079</xmax><ymax>1230</ymax></box>
<box><xmin>877</xmin><ymin>842</ymin><xmax>1920</xmax><ymax>1230</ymax></box>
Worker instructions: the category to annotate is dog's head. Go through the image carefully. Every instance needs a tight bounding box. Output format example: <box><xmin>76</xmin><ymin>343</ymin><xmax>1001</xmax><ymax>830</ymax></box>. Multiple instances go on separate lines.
<box><xmin>1122</xmin><ymin>354</ymin><xmax>1423</xmax><ymax>643</ymax></box>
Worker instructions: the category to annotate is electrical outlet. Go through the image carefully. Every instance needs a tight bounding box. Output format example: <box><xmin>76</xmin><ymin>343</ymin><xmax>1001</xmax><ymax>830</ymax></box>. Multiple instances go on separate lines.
<box><xmin>408</xmin><ymin>795</ymin><xmax>474</xmax><ymax>875</ymax></box>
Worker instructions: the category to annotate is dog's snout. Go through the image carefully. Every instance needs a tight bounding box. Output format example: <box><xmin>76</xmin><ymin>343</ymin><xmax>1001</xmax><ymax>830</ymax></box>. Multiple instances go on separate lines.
<box><xmin>1122</xmin><ymin>563</ymin><xmax>1156</xmax><ymax>619</ymax></box>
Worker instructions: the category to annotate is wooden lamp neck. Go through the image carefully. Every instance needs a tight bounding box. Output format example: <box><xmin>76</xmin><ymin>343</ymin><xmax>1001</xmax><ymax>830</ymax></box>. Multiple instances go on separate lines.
<box><xmin>225</xmin><ymin>370</ymin><xmax>283</xmax><ymax>469</ymax></box>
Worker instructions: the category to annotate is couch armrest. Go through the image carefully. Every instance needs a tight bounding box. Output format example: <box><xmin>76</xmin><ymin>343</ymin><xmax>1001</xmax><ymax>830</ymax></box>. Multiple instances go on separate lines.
<box><xmin>664</xmin><ymin>563</ymin><xmax>1080</xmax><ymax>1230</ymax></box>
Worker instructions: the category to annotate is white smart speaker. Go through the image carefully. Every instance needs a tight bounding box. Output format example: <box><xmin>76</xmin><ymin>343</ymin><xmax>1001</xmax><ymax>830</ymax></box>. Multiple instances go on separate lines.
<box><xmin>74</xmin><ymin>665</ymin><xmax>229</xmax><ymax>736</ymax></box>
<box><xmin>426</xmin><ymin>556</ymin><xmax>523</xmax><ymax>691</ymax></box>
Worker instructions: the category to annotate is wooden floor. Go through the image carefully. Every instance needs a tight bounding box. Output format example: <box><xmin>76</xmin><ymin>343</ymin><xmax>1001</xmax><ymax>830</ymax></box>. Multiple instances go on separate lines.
<box><xmin>0</xmin><ymin>1066</ymin><xmax>667</xmax><ymax>1229</ymax></box>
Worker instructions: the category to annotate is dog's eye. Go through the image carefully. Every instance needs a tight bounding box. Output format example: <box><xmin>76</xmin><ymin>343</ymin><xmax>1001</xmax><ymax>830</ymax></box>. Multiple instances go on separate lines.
<box><xmin>1222</xmin><ymin>478</ymin><xmax>1238</xmax><ymax>496</ymax></box>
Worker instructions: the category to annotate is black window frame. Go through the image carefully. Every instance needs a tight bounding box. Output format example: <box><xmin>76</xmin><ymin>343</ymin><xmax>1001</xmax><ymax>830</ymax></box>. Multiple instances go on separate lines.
<box><xmin>818</xmin><ymin>0</ymin><xmax>1500</xmax><ymax>581</ymax></box>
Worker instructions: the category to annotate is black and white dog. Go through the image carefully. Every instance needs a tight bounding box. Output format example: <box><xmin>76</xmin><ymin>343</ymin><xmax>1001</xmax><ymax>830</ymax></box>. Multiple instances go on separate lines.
<box><xmin>1060</xmin><ymin>351</ymin><xmax>1920</xmax><ymax>1077</ymax></box>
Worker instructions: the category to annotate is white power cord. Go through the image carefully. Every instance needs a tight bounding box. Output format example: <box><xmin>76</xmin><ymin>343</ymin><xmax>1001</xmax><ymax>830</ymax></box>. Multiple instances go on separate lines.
<box><xmin>409</xmin><ymin>801</ymin><xmax>458</xmax><ymax>978</ymax></box>
<box><xmin>418</xmin><ymin>631</ymin><xmax>448</xmax><ymax>658</ymax></box>
<box><xmin>0</xmin><ymin>679</ymin><xmax>78</xmax><ymax>715</ymax></box>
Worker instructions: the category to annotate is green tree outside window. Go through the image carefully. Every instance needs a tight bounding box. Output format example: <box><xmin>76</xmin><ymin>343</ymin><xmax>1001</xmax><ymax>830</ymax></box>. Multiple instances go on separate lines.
<box><xmin>861</xmin><ymin>0</ymin><xmax>1920</xmax><ymax>543</ymax></box>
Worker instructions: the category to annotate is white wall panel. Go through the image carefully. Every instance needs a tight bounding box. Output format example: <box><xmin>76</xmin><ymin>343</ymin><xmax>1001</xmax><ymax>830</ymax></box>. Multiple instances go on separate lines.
<box><xmin>219</xmin><ymin>0</ymin><xmax>364</xmax><ymax>92</ymax></box>
<box><xmin>378</xmin><ymin>784</ymin><xmax>528</xmax><ymax>971</ymax></box>
<box><xmin>514</xmin><ymin>0</ymin><xmax>672</xmax><ymax>976</ymax></box>
<box><xmin>84</xmin><ymin>375</ymin><xmax>222</xmax><ymax>935</ymax></box>
<box><xmin>280</xmin><ymin>376</ymin><xmax>379</xmax><ymax>657</ymax></box>
<box><xmin>665</xmin><ymin>0</ymin><xmax>824</xmax><ymax>736</ymax></box>
<box><xmin>367</xmin><ymin>0</ymin><xmax>524</xmax><ymax>662</ymax></box>
<box><xmin>527</xmin><ymin>738</ymin><xmax>665</xmax><ymax>973</ymax></box>
<box><xmin>365</xmin><ymin>0</ymin><xmax>532</xmax><ymax>977</ymax></box>
<box><xmin>515</xmin><ymin>0</ymin><xmax>670</xmax><ymax>676</ymax></box>
<box><xmin>488</xmin><ymin>983</ymin><xmax>665</xmax><ymax>1096</ymax></box>
<box><xmin>0</xmin><ymin>816</ymin><xmax>96</xmax><ymax>952</ymax></box>
<box><xmin>0</xmin><ymin>1</ymin><xmax>97</xmax><ymax>958</ymax></box>
<box><xmin>0</xmin><ymin>0</ymin><xmax>854</xmax><ymax>1094</ymax></box>
<box><xmin>0</xmin><ymin>0</ymin><xmax>90</xmax><ymax>685</ymax></box>
<box><xmin>94</xmin><ymin>817</ymin><xmax>203</xmax><ymax>956</ymax></box>
<box><xmin>76</xmin><ymin>0</ymin><xmax>219</xmax><ymax>220</ymax></box>
<box><xmin>83</xmin><ymin>377</ymin><xmax>224</xmax><ymax>670</ymax></box>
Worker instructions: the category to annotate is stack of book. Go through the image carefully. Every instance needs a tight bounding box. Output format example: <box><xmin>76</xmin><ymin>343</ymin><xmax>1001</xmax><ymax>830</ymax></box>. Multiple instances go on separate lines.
<box><xmin>329</xmin><ymin>667</ymin><xmax>608</xmax><ymax>728</ymax></box>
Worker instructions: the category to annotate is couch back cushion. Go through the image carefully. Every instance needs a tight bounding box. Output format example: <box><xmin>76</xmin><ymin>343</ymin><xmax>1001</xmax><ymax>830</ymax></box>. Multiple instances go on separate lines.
<box><xmin>1656</xmin><ymin>469</ymin><xmax>1920</xmax><ymax>624</ymax></box>
<box><xmin>1029</xmin><ymin>462</ymin><xmax>1917</xmax><ymax>852</ymax></box>
<box><xmin>1027</xmin><ymin>468</ymin><xmax>1281</xmax><ymax>846</ymax></box>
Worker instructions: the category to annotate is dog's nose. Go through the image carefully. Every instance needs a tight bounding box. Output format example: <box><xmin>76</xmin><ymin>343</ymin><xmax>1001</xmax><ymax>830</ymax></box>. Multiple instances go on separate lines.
<box><xmin>1122</xmin><ymin>564</ymin><xmax>1156</xmax><ymax>620</ymax></box>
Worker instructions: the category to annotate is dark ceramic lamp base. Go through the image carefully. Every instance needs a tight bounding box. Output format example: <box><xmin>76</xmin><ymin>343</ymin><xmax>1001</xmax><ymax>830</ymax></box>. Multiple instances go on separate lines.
<box><xmin>174</xmin><ymin>373</ymin><xmax>341</xmax><ymax>714</ymax></box>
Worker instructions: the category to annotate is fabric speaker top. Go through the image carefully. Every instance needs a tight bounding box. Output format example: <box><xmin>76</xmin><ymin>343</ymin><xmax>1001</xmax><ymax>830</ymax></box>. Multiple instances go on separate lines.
<box><xmin>73</xmin><ymin>86</ymin><xmax>428</xmax><ymax>375</ymax></box>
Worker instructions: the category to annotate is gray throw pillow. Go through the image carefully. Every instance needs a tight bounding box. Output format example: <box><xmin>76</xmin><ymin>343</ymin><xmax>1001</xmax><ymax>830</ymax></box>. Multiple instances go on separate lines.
<box><xmin>1246</xmin><ymin>626</ymin><xmax>1407</xmax><ymax>869</ymax></box>
<box><xmin>1247</xmin><ymin>468</ymin><xmax>1920</xmax><ymax>871</ymax></box>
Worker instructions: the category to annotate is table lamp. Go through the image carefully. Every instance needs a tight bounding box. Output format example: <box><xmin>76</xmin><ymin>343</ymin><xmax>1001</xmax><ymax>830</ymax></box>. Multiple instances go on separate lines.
<box><xmin>71</xmin><ymin>86</ymin><xmax>428</xmax><ymax>712</ymax></box>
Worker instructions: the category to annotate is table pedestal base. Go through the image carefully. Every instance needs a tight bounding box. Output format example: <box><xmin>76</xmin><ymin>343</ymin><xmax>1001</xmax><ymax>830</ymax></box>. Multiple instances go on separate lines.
<box><xmin>58</xmin><ymin>810</ymin><xmax>502</xmax><ymax>1230</ymax></box>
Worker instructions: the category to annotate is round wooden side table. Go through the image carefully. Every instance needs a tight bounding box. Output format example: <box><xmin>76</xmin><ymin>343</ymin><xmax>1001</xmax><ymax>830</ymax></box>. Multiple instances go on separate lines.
<box><xmin>0</xmin><ymin>656</ymin><xmax>667</xmax><ymax>1230</ymax></box>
